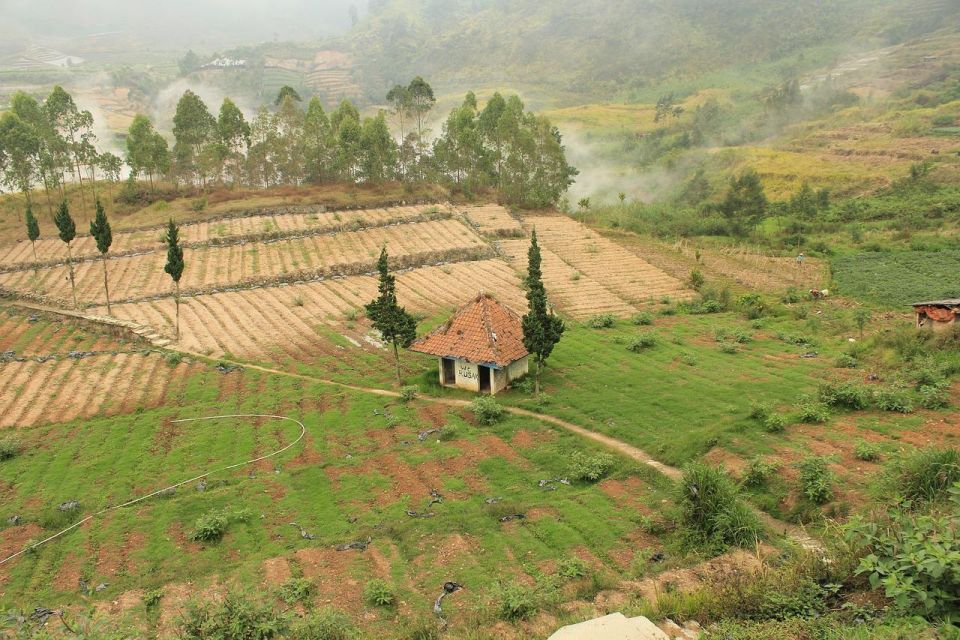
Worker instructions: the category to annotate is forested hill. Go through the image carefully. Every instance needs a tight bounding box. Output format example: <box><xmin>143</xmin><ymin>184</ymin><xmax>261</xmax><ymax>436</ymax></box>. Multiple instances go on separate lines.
<box><xmin>349</xmin><ymin>0</ymin><xmax>958</xmax><ymax>101</ymax></box>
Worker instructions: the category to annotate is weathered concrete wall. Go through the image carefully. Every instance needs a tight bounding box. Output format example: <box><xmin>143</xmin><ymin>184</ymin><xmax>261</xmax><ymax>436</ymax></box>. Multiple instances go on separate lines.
<box><xmin>454</xmin><ymin>359</ymin><xmax>481</xmax><ymax>392</ymax></box>
<box><xmin>507</xmin><ymin>356</ymin><xmax>529</xmax><ymax>382</ymax></box>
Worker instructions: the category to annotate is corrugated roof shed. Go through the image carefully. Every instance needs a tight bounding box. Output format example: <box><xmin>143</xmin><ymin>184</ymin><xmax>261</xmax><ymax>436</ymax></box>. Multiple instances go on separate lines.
<box><xmin>912</xmin><ymin>299</ymin><xmax>960</xmax><ymax>307</ymax></box>
<box><xmin>410</xmin><ymin>293</ymin><xmax>528</xmax><ymax>367</ymax></box>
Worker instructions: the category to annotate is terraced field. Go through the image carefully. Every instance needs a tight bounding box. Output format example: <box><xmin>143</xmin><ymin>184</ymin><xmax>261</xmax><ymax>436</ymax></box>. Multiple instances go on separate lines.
<box><xmin>0</xmin><ymin>218</ymin><xmax>486</xmax><ymax>305</ymax></box>
<box><xmin>517</xmin><ymin>214</ymin><xmax>694</xmax><ymax>312</ymax></box>
<box><xmin>462</xmin><ymin>204</ymin><xmax>524</xmax><ymax>237</ymax></box>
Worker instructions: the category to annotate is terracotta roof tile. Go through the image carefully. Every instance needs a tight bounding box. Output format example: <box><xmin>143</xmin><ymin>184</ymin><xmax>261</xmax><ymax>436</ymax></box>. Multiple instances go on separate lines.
<box><xmin>409</xmin><ymin>293</ymin><xmax>528</xmax><ymax>367</ymax></box>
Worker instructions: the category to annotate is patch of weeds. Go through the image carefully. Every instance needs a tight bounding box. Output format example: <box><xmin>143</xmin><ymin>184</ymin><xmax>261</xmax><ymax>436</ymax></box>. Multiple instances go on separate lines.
<box><xmin>874</xmin><ymin>387</ymin><xmax>914</xmax><ymax>413</ymax></box>
<box><xmin>587</xmin><ymin>314</ymin><xmax>616</xmax><ymax>329</ymax></box>
<box><xmin>854</xmin><ymin>442</ymin><xmax>882</xmax><ymax>462</ymax></box>
<box><xmin>0</xmin><ymin>437</ymin><xmax>21</xmax><ymax>461</ymax></box>
<box><xmin>818</xmin><ymin>380</ymin><xmax>870</xmax><ymax>410</ymax></box>
<box><xmin>344</xmin><ymin>309</ymin><xmax>360</xmax><ymax>322</ymax></box>
<box><xmin>363</xmin><ymin>579</ymin><xmax>396</xmax><ymax>607</ymax></box>
<box><xmin>494</xmin><ymin>581</ymin><xmax>538</xmax><ymax>620</ymax></box>
<box><xmin>292</xmin><ymin>296</ymin><xmax>305</xmax><ymax>307</ymax></box>
<box><xmin>680</xmin><ymin>353</ymin><xmax>697</xmax><ymax>367</ymax></box>
<box><xmin>192</xmin><ymin>508</ymin><xmax>250</xmax><ymax>542</ymax></box>
<box><xmin>626</xmin><ymin>332</ymin><xmax>658</xmax><ymax>352</ymax></box>
<box><xmin>795</xmin><ymin>398</ymin><xmax>831</xmax><ymax>424</ymax></box>
<box><xmin>762</xmin><ymin>413</ymin><xmax>787</xmax><ymax>433</ymax></box>
<box><xmin>557</xmin><ymin>556</ymin><xmax>589</xmax><ymax>579</ymax></box>
<box><xmin>143</xmin><ymin>588</ymin><xmax>164</xmax><ymax>609</ymax></box>
<box><xmin>471</xmin><ymin>396</ymin><xmax>504</xmax><ymax>425</ymax></box>
<box><xmin>179</xmin><ymin>592</ymin><xmax>283</xmax><ymax>639</ymax></box>
<box><xmin>918</xmin><ymin>384</ymin><xmax>950</xmax><ymax>409</ymax></box>
<box><xmin>399</xmin><ymin>385</ymin><xmax>418</xmax><ymax>403</ymax></box>
<box><xmin>567</xmin><ymin>451</ymin><xmax>615</xmax><ymax>482</ymax></box>
<box><xmin>165</xmin><ymin>351</ymin><xmax>183</xmax><ymax>366</ymax></box>
<box><xmin>834</xmin><ymin>354</ymin><xmax>858</xmax><ymax>369</ymax></box>
<box><xmin>885</xmin><ymin>446</ymin><xmax>960</xmax><ymax>503</ymax></box>
<box><xmin>631</xmin><ymin>312</ymin><xmax>654</xmax><ymax>326</ymax></box>
<box><xmin>677</xmin><ymin>463</ymin><xmax>762</xmax><ymax>549</ymax></box>
<box><xmin>796</xmin><ymin>456</ymin><xmax>834</xmax><ymax>505</ymax></box>
<box><xmin>749</xmin><ymin>402</ymin><xmax>771</xmax><ymax>422</ymax></box>
<box><xmin>742</xmin><ymin>457</ymin><xmax>780</xmax><ymax>488</ymax></box>
<box><xmin>278</xmin><ymin>577</ymin><xmax>315</xmax><ymax>605</ymax></box>
<box><xmin>719</xmin><ymin>342</ymin><xmax>739</xmax><ymax>354</ymax></box>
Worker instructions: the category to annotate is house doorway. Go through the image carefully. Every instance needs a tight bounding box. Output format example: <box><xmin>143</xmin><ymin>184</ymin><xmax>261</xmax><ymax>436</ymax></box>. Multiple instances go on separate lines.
<box><xmin>478</xmin><ymin>365</ymin><xmax>492</xmax><ymax>394</ymax></box>
<box><xmin>442</xmin><ymin>358</ymin><xmax>455</xmax><ymax>385</ymax></box>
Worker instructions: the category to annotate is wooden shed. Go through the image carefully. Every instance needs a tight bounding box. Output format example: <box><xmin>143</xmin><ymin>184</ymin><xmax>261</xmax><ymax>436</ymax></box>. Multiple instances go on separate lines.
<box><xmin>912</xmin><ymin>299</ymin><xmax>960</xmax><ymax>332</ymax></box>
<box><xmin>409</xmin><ymin>293</ymin><xmax>529</xmax><ymax>395</ymax></box>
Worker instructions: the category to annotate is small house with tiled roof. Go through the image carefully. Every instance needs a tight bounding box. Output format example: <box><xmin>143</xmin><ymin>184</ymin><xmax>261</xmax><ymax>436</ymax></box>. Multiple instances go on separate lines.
<box><xmin>410</xmin><ymin>293</ymin><xmax>529</xmax><ymax>394</ymax></box>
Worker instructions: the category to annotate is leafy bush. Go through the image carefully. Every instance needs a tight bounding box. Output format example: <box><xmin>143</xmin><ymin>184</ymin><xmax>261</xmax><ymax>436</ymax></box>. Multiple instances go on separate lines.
<box><xmin>818</xmin><ymin>381</ymin><xmax>870</xmax><ymax>410</ymax></box>
<box><xmin>557</xmin><ymin>556</ymin><xmax>589</xmax><ymax>579</ymax></box>
<box><xmin>796</xmin><ymin>398</ymin><xmax>831</xmax><ymax>424</ymax></box>
<box><xmin>874</xmin><ymin>388</ymin><xmax>914</xmax><ymax>413</ymax></box>
<box><xmin>399</xmin><ymin>385</ymin><xmax>418</xmax><ymax>403</ymax></box>
<box><xmin>626</xmin><ymin>333</ymin><xmax>658</xmax><ymax>352</ymax></box>
<box><xmin>363</xmin><ymin>579</ymin><xmax>395</xmax><ymax>607</ymax></box>
<box><xmin>165</xmin><ymin>351</ymin><xmax>184</xmax><ymax>366</ymax></box>
<box><xmin>795</xmin><ymin>456</ymin><xmax>834</xmax><ymax>505</ymax></box>
<box><xmin>854</xmin><ymin>442</ymin><xmax>882</xmax><ymax>462</ymax></box>
<box><xmin>738</xmin><ymin>293</ymin><xmax>766</xmax><ymax>319</ymax></box>
<box><xmin>587</xmin><ymin>313</ymin><xmax>616</xmax><ymax>328</ymax></box>
<box><xmin>781</xmin><ymin>288</ymin><xmax>802</xmax><ymax>304</ymax></box>
<box><xmin>742</xmin><ymin>457</ymin><xmax>780</xmax><ymax>488</ymax></box>
<box><xmin>0</xmin><ymin>438</ymin><xmax>21</xmax><ymax>461</ymax></box>
<box><xmin>495</xmin><ymin>581</ymin><xmax>538</xmax><ymax>620</ymax></box>
<box><xmin>192</xmin><ymin>508</ymin><xmax>249</xmax><ymax>542</ymax></box>
<box><xmin>732</xmin><ymin>330</ymin><xmax>753</xmax><ymax>344</ymax></box>
<box><xmin>834</xmin><ymin>354</ymin><xmax>858</xmax><ymax>369</ymax></box>
<box><xmin>631</xmin><ymin>312</ymin><xmax>653</xmax><ymax>326</ymax></box>
<box><xmin>471</xmin><ymin>397</ymin><xmax>505</xmax><ymax>425</ymax></box>
<box><xmin>918</xmin><ymin>384</ymin><xmax>950</xmax><ymax>409</ymax></box>
<box><xmin>846</xmin><ymin>491</ymin><xmax>960</xmax><ymax>618</ymax></box>
<box><xmin>688</xmin><ymin>268</ymin><xmax>705</xmax><ymax>290</ymax></box>
<box><xmin>886</xmin><ymin>447</ymin><xmax>960</xmax><ymax>503</ymax></box>
<box><xmin>179</xmin><ymin>592</ymin><xmax>287</xmax><ymax>639</ymax></box>
<box><xmin>719</xmin><ymin>342</ymin><xmax>739</xmax><ymax>354</ymax></box>
<box><xmin>763</xmin><ymin>414</ymin><xmax>787</xmax><ymax>433</ymax></box>
<box><xmin>677</xmin><ymin>463</ymin><xmax>762</xmax><ymax>548</ymax></box>
<box><xmin>278</xmin><ymin>578</ymin><xmax>315</xmax><ymax>605</ymax></box>
<box><xmin>567</xmin><ymin>451</ymin><xmax>615</xmax><ymax>482</ymax></box>
<box><xmin>749</xmin><ymin>402</ymin><xmax>771</xmax><ymax>421</ymax></box>
<box><xmin>287</xmin><ymin>608</ymin><xmax>357</xmax><ymax>640</ymax></box>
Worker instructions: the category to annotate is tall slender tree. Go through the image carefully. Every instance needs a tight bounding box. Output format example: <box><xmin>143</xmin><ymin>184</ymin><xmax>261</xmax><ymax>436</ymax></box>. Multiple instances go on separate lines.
<box><xmin>24</xmin><ymin>204</ymin><xmax>40</xmax><ymax>265</ymax></box>
<box><xmin>164</xmin><ymin>219</ymin><xmax>185</xmax><ymax>339</ymax></box>
<box><xmin>521</xmin><ymin>230</ymin><xmax>564</xmax><ymax>395</ymax></box>
<box><xmin>53</xmin><ymin>199</ymin><xmax>78</xmax><ymax>308</ymax></box>
<box><xmin>365</xmin><ymin>247</ymin><xmax>417</xmax><ymax>385</ymax></box>
<box><xmin>89</xmin><ymin>200</ymin><xmax>113</xmax><ymax>314</ymax></box>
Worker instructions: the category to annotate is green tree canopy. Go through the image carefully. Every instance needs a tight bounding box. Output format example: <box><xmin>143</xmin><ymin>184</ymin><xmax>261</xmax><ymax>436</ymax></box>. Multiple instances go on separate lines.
<box><xmin>365</xmin><ymin>247</ymin><xmax>418</xmax><ymax>384</ymax></box>
<box><xmin>521</xmin><ymin>230</ymin><xmax>565</xmax><ymax>395</ymax></box>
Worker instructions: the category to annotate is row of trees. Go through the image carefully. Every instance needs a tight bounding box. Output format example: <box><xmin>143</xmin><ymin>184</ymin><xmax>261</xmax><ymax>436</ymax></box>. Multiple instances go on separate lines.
<box><xmin>0</xmin><ymin>80</ymin><xmax>576</xmax><ymax>213</ymax></box>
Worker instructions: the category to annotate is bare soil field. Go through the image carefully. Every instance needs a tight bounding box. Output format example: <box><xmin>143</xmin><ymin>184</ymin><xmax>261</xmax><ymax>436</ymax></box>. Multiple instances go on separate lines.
<box><xmin>461</xmin><ymin>204</ymin><xmax>524</xmax><ymax>236</ymax></box>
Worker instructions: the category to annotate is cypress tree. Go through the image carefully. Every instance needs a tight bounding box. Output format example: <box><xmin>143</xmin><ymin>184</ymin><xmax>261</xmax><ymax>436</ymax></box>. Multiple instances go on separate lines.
<box><xmin>24</xmin><ymin>203</ymin><xmax>40</xmax><ymax>265</ymax></box>
<box><xmin>365</xmin><ymin>247</ymin><xmax>417</xmax><ymax>385</ymax></box>
<box><xmin>53</xmin><ymin>199</ymin><xmax>78</xmax><ymax>308</ymax></box>
<box><xmin>164</xmin><ymin>219</ymin><xmax>185</xmax><ymax>339</ymax></box>
<box><xmin>521</xmin><ymin>229</ymin><xmax>564</xmax><ymax>396</ymax></box>
<box><xmin>89</xmin><ymin>199</ymin><xmax>113</xmax><ymax>314</ymax></box>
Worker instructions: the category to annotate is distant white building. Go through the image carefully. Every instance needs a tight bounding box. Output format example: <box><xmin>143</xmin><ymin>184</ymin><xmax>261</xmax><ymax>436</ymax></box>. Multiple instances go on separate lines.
<box><xmin>202</xmin><ymin>58</ymin><xmax>247</xmax><ymax>69</ymax></box>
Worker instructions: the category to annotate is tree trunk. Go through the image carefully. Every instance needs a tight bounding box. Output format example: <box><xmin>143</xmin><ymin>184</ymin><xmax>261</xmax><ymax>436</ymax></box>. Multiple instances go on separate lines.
<box><xmin>174</xmin><ymin>281</ymin><xmax>180</xmax><ymax>339</ymax></box>
<box><xmin>393</xmin><ymin>340</ymin><xmax>401</xmax><ymax>385</ymax></box>
<box><xmin>534</xmin><ymin>356</ymin><xmax>541</xmax><ymax>397</ymax></box>
<box><xmin>101</xmin><ymin>255</ymin><xmax>111</xmax><ymax>314</ymax></box>
<box><xmin>66</xmin><ymin>242</ymin><xmax>78</xmax><ymax>309</ymax></box>
<box><xmin>31</xmin><ymin>240</ymin><xmax>38</xmax><ymax>273</ymax></box>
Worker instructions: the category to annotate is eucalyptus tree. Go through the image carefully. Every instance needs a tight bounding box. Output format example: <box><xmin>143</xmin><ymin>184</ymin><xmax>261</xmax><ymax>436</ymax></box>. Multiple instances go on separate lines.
<box><xmin>46</xmin><ymin>86</ymin><xmax>96</xmax><ymax>218</ymax></box>
<box><xmin>303</xmin><ymin>97</ymin><xmax>333</xmax><ymax>182</ymax></box>
<box><xmin>217</xmin><ymin>98</ymin><xmax>250</xmax><ymax>186</ymax></box>
<box><xmin>172</xmin><ymin>90</ymin><xmax>216</xmax><ymax>187</ymax></box>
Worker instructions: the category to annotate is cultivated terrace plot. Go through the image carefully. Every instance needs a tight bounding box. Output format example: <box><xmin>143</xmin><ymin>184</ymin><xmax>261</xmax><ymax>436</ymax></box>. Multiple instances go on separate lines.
<box><xmin>99</xmin><ymin>259</ymin><xmax>527</xmax><ymax>375</ymax></box>
<box><xmin>500</xmin><ymin>238</ymin><xmax>636</xmax><ymax>319</ymax></box>
<box><xmin>522</xmin><ymin>215</ymin><xmax>694</xmax><ymax>306</ymax></box>
<box><xmin>0</xmin><ymin>203</ymin><xmax>452</xmax><ymax>268</ymax></box>
<box><xmin>0</xmin><ymin>373</ymin><xmax>675</xmax><ymax>638</ymax></box>
<box><xmin>461</xmin><ymin>204</ymin><xmax>524</xmax><ymax>237</ymax></box>
<box><xmin>0</xmin><ymin>309</ymin><xmax>207</xmax><ymax>428</ymax></box>
<box><xmin>0</xmin><ymin>218</ymin><xmax>487</xmax><ymax>306</ymax></box>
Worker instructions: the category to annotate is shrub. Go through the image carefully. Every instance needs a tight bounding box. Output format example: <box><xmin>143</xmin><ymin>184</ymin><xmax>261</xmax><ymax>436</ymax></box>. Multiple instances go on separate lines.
<box><xmin>192</xmin><ymin>508</ymin><xmax>249</xmax><ymax>542</ymax></box>
<box><xmin>631</xmin><ymin>312</ymin><xmax>654</xmax><ymax>326</ymax></box>
<box><xmin>495</xmin><ymin>582</ymin><xmax>537</xmax><ymax>620</ymax></box>
<box><xmin>278</xmin><ymin>578</ymin><xmax>315</xmax><ymax>605</ymax></box>
<box><xmin>471</xmin><ymin>397</ymin><xmax>505</xmax><ymax>425</ymax></box>
<box><xmin>762</xmin><ymin>414</ymin><xmax>787</xmax><ymax>433</ymax></box>
<box><xmin>143</xmin><ymin>588</ymin><xmax>164</xmax><ymax>609</ymax></box>
<box><xmin>557</xmin><ymin>556</ymin><xmax>589</xmax><ymax>579</ymax></box>
<box><xmin>587</xmin><ymin>313</ymin><xmax>616</xmax><ymax>329</ymax></box>
<box><xmin>818</xmin><ymin>381</ymin><xmax>870</xmax><ymax>410</ymax></box>
<box><xmin>190</xmin><ymin>197</ymin><xmax>207</xmax><ymax>212</ymax></box>
<box><xmin>781</xmin><ymin>288</ymin><xmax>802</xmax><ymax>304</ymax></box>
<box><xmin>0</xmin><ymin>438</ymin><xmax>21</xmax><ymax>461</ymax></box>
<box><xmin>363</xmin><ymin>579</ymin><xmax>395</xmax><ymax>607</ymax></box>
<box><xmin>749</xmin><ymin>402</ymin><xmax>771</xmax><ymax>421</ymax></box>
<box><xmin>795</xmin><ymin>456</ymin><xmax>834</xmax><ymax>505</ymax></box>
<box><xmin>854</xmin><ymin>442</ymin><xmax>882</xmax><ymax>462</ymax></box>
<box><xmin>886</xmin><ymin>447</ymin><xmax>960</xmax><ymax>503</ymax></box>
<box><xmin>677</xmin><ymin>463</ymin><xmax>762</xmax><ymax>548</ymax></box>
<box><xmin>846</xmin><ymin>493</ymin><xmax>960</xmax><ymax>618</ymax></box>
<box><xmin>287</xmin><ymin>608</ymin><xmax>356</xmax><ymax>640</ymax></box>
<box><xmin>179</xmin><ymin>592</ymin><xmax>287</xmax><ymax>639</ymax></box>
<box><xmin>742</xmin><ymin>457</ymin><xmax>780</xmax><ymax>488</ymax></box>
<box><xmin>796</xmin><ymin>398</ymin><xmax>831</xmax><ymax>424</ymax></box>
<box><xmin>719</xmin><ymin>342</ymin><xmax>739</xmax><ymax>354</ymax></box>
<box><xmin>399</xmin><ymin>385</ymin><xmax>418</xmax><ymax>403</ymax></box>
<box><xmin>567</xmin><ymin>451</ymin><xmax>615</xmax><ymax>482</ymax></box>
<box><xmin>918</xmin><ymin>384</ymin><xmax>950</xmax><ymax>409</ymax></box>
<box><xmin>688</xmin><ymin>268</ymin><xmax>705</xmax><ymax>290</ymax></box>
<box><xmin>680</xmin><ymin>353</ymin><xmax>697</xmax><ymax>367</ymax></box>
<box><xmin>292</xmin><ymin>295</ymin><xmax>305</xmax><ymax>307</ymax></box>
<box><xmin>626</xmin><ymin>333</ymin><xmax>658</xmax><ymax>352</ymax></box>
<box><xmin>834</xmin><ymin>354</ymin><xmax>858</xmax><ymax>369</ymax></box>
<box><xmin>732</xmin><ymin>330</ymin><xmax>753</xmax><ymax>344</ymax></box>
<box><xmin>874</xmin><ymin>388</ymin><xmax>914</xmax><ymax>413</ymax></box>
<box><xmin>165</xmin><ymin>351</ymin><xmax>184</xmax><ymax>366</ymax></box>
<box><xmin>738</xmin><ymin>293</ymin><xmax>766</xmax><ymax>319</ymax></box>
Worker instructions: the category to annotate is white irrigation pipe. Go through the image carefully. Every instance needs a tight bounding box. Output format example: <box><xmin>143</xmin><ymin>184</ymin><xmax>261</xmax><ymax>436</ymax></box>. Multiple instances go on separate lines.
<box><xmin>0</xmin><ymin>413</ymin><xmax>306</xmax><ymax>566</ymax></box>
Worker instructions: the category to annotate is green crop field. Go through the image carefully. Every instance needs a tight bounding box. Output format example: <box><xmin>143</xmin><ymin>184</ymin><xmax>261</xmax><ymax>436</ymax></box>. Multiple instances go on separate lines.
<box><xmin>832</xmin><ymin>250</ymin><xmax>960</xmax><ymax>307</ymax></box>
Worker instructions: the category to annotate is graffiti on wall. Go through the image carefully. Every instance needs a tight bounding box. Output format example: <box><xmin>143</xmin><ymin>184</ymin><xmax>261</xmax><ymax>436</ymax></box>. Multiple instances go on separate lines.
<box><xmin>457</xmin><ymin>364</ymin><xmax>477</xmax><ymax>380</ymax></box>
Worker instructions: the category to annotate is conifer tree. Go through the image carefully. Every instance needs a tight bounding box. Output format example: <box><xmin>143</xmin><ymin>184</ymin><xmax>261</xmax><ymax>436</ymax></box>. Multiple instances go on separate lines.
<box><xmin>24</xmin><ymin>203</ymin><xmax>40</xmax><ymax>265</ymax></box>
<box><xmin>365</xmin><ymin>247</ymin><xmax>417</xmax><ymax>385</ymax></box>
<box><xmin>521</xmin><ymin>230</ymin><xmax>564</xmax><ymax>395</ymax></box>
<box><xmin>89</xmin><ymin>199</ymin><xmax>113</xmax><ymax>314</ymax></box>
<box><xmin>53</xmin><ymin>199</ymin><xmax>78</xmax><ymax>308</ymax></box>
<box><xmin>164</xmin><ymin>219</ymin><xmax>185</xmax><ymax>338</ymax></box>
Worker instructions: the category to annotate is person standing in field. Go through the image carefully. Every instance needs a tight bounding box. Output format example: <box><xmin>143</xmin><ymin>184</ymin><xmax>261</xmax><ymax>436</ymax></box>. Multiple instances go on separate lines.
<box><xmin>796</xmin><ymin>252</ymin><xmax>805</xmax><ymax>268</ymax></box>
